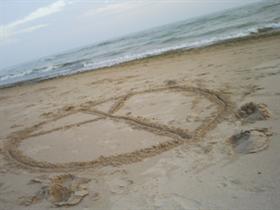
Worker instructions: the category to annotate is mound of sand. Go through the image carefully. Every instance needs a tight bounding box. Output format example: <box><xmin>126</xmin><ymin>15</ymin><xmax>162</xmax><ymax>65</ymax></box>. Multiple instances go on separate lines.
<box><xmin>229</xmin><ymin>128</ymin><xmax>272</xmax><ymax>154</ymax></box>
<box><xmin>237</xmin><ymin>102</ymin><xmax>271</xmax><ymax>123</ymax></box>
<box><xmin>19</xmin><ymin>174</ymin><xmax>91</xmax><ymax>207</ymax></box>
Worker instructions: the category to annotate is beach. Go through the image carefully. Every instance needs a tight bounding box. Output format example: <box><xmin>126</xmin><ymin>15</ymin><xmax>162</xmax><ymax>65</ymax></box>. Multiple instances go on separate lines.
<box><xmin>0</xmin><ymin>33</ymin><xmax>280</xmax><ymax>209</ymax></box>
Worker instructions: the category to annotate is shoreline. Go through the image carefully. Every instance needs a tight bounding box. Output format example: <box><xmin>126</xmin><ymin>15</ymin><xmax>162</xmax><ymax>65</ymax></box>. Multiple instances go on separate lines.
<box><xmin>1</xmin><ymin>30</ymin><xmax>280</xmax><ymax>90</ymax></box>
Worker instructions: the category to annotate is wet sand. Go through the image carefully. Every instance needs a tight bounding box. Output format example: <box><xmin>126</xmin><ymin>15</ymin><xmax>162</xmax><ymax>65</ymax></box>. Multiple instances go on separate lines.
<box><xmin>0</xmin><ymin>33</ymin><xmax>280</xmax><ymax>209</ymax></box>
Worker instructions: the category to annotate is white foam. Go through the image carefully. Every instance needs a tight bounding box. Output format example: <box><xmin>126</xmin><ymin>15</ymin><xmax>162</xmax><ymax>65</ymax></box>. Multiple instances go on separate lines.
<box><xmin>1</xmin><ymin>20</ymin><xmax>279</xmax><ymax>87</ymax></box>
<box><xmin>79</xmin><ymin>30</ymin><xmax>255</xmax><ymax>73</ymax></box>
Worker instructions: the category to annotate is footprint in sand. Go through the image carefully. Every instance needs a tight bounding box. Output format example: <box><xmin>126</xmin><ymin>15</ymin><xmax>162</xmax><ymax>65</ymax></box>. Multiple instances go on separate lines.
<box><xmin>229</xmin><ymin>128</ymin><xmax>272</xmax><ymax>154</ymax></box>
<box><xmin>237</xmin><ymin>102</ymin><xmax>271</xmax><ymax>123</ymax></box>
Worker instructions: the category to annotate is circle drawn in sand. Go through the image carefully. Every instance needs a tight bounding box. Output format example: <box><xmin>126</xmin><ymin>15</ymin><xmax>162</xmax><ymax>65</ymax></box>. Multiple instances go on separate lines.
<box><xmin>4</xmin><ymin>86</ymin><xmax>232</xmax><ymax>171</ymax></box>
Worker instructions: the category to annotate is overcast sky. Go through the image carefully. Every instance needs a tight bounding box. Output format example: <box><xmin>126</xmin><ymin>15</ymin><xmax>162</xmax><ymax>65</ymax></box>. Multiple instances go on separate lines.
<box><xmin>0</xmin><ymin>0</ymin><xmax>260</xmax><ymax>69</ymax></box>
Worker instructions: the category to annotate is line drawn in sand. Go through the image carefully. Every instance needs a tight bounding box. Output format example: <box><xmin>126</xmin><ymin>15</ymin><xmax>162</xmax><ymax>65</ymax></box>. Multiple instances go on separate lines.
<box><xmin>3</xmin><ymin>85</ymin><xmax>237</xmax><ymax>172</ymax></box>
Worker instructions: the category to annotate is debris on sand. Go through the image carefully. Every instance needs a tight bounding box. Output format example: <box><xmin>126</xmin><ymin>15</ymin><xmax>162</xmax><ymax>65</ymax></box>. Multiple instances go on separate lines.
<box><xmin>19</xmin><ymin>174</ymin><xmax>91</xmax><ymax>207</ymax></box>
<box><xmin>237</xmin><ymin>102</ymin><xmax>271</xmax><ymax>123</ymax></box>
<box><xmin>41</xmin><ymin>111</ymin><xmax>53</xmax><ymax>117</ymax></box>
<box><xmin>63</xmin><ymin>105</ymin><xmax>75</xmax><ymax>112</ymax></box>
<box><xmin>164</xmin><ymin>80</ymin><xmax>177</xmax><ymax>86</ymax></box>
<box><xmin>229</xmin><ymin>128</ymin><xmax>272</xmax><ymax>154</ymax></box>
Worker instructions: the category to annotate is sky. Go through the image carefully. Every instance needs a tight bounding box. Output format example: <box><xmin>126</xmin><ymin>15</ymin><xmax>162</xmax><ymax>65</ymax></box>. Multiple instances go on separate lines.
<box><xmin>0</xmin><ymin>0</ymin><xmax>260</xmax><ymax>69</ymax></box>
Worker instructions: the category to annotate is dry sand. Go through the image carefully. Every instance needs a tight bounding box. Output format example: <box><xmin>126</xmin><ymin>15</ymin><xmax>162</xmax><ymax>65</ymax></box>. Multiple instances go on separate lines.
<box><xmin>0</xmin><ymin>33</ymin><xmax>280</xmax><ymax>210</ymax></box>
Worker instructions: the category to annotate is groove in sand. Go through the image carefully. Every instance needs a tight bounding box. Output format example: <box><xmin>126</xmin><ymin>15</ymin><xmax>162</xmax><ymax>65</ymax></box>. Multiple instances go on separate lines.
<box><xmin>3</xmin><ymin>85</ymin><xmax>233</xmax><ymax>172</ymax></box>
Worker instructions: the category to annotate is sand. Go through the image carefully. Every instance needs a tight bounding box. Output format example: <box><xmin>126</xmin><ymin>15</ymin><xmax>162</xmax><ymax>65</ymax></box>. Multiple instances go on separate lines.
<box><xmin>0</xmin><ymin>33</ymin><xmax>280</xmax><ymax>209</ymax></box>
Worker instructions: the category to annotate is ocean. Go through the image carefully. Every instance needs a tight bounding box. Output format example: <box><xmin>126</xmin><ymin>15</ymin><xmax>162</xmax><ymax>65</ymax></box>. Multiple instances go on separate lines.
<box><xmin>0</xmin><ymin>0</ymin><xmax>280</xmax><ymax>87</ymax></box>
